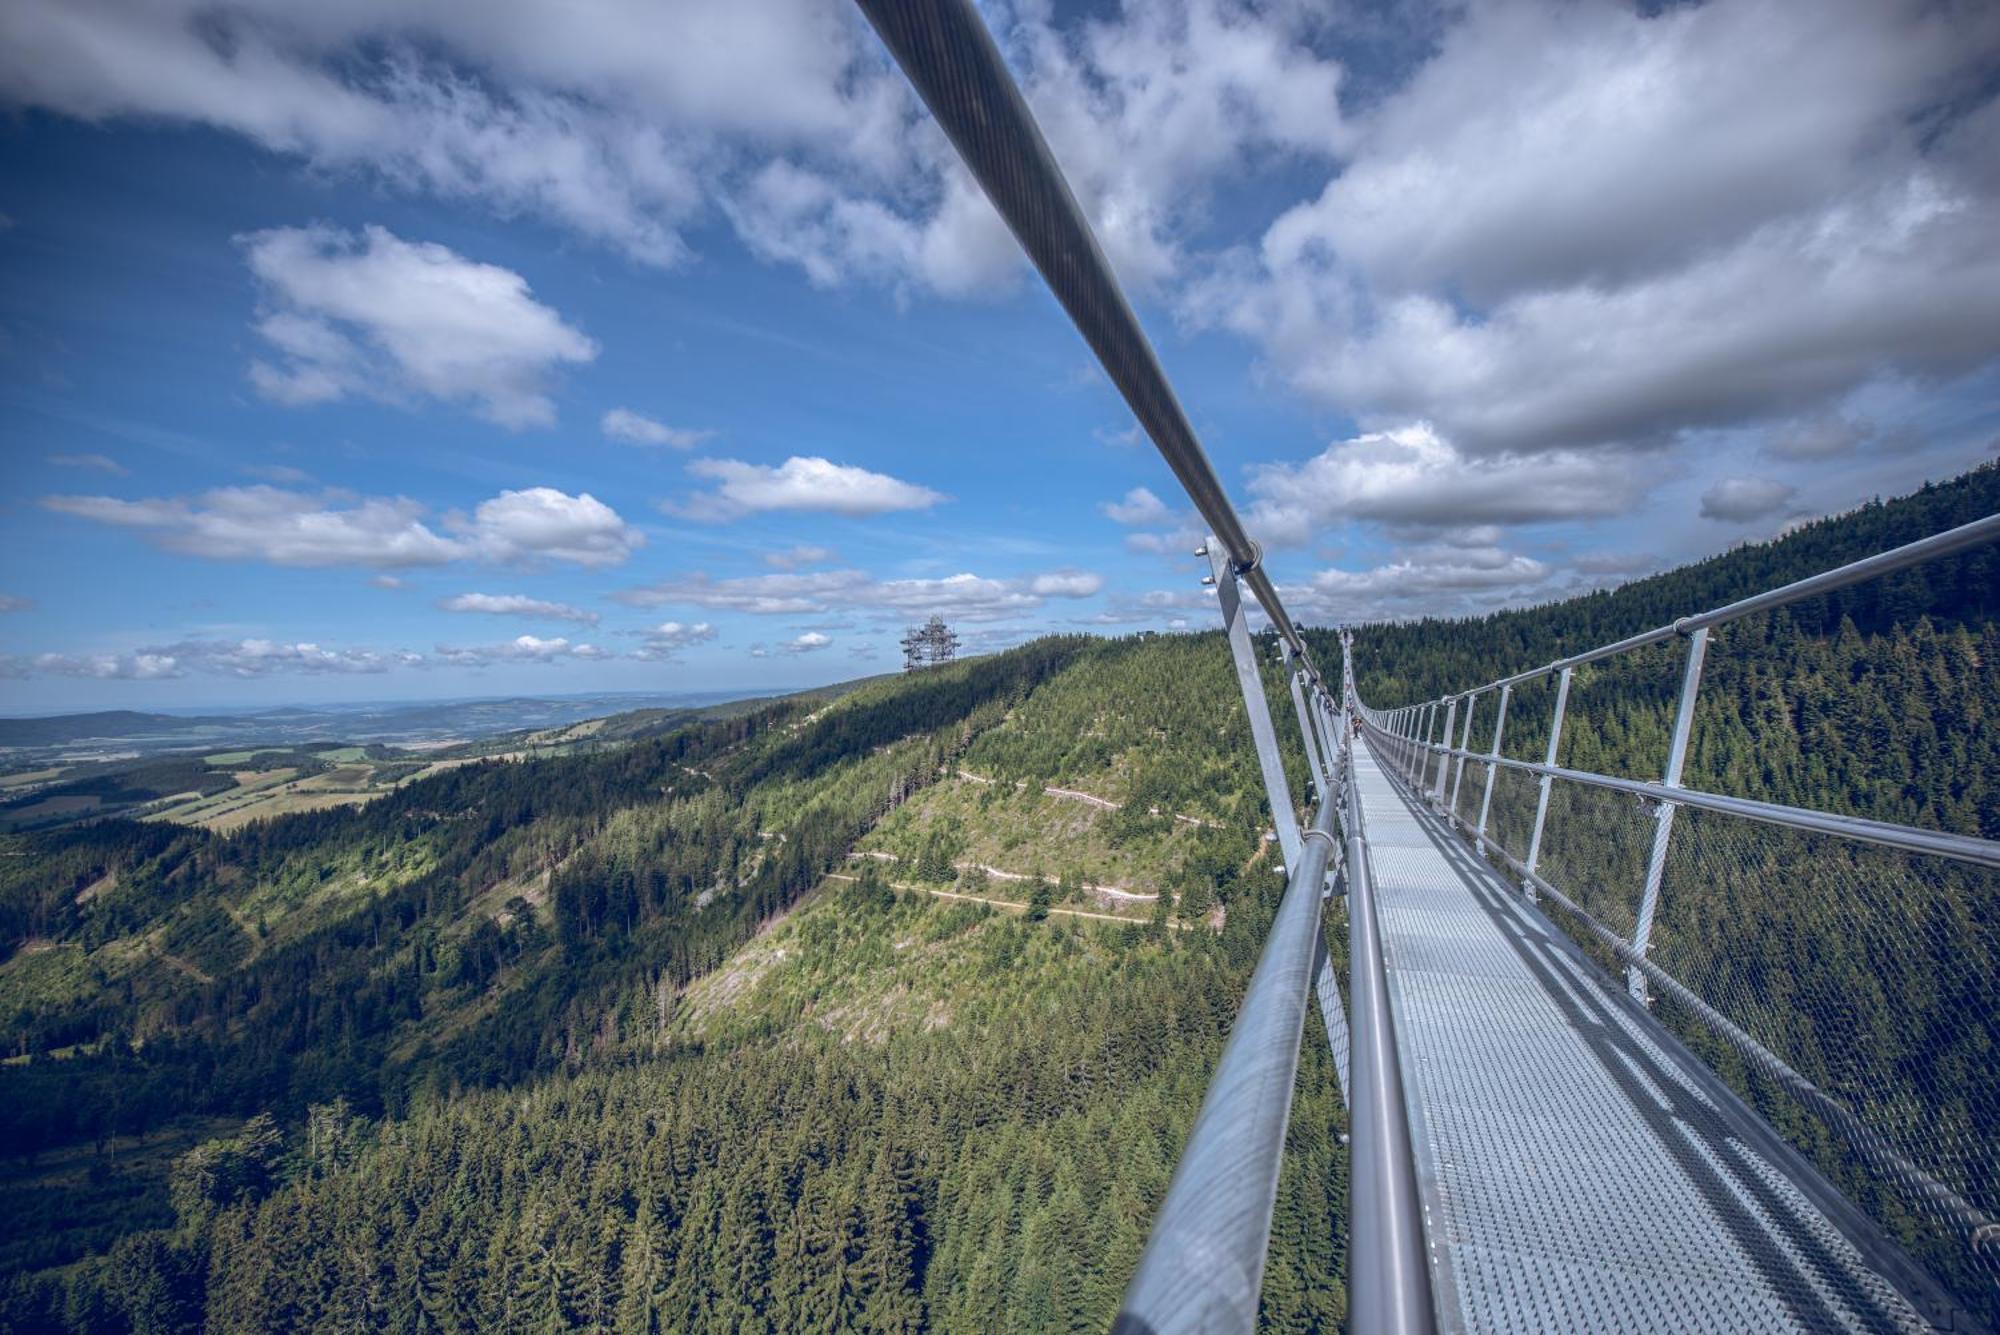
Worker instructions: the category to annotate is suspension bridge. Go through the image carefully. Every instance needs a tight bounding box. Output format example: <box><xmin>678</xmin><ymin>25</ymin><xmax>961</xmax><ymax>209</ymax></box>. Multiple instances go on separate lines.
<box><xmin>854</xmin><ymin>2</ymin><xmax>1998</xmax><ymax>1329</ymax></box>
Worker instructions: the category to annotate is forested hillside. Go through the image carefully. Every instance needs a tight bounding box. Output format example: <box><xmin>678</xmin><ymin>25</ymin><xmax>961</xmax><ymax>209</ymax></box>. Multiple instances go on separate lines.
<box><xmin>0</xmin><ymin>620</ymin><xmax>1341</xmax><ymax>1332</ymax></box>
<box><xmin>0</xmin><ymin>465</ymin><xmax>1992</xmax><ymax>1332</ymax></box>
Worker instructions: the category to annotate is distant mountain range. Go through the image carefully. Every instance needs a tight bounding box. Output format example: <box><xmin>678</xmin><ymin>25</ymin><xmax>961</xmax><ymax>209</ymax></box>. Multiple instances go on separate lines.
<box><xmin>0</xmin><ymin>695</ymin><xmax>772</xmax><ymax>755</ymax></box>
<box><xmin>0</xmin><ymin>691</ymin><xmax>777</xmax><ymax>757</ymax></box>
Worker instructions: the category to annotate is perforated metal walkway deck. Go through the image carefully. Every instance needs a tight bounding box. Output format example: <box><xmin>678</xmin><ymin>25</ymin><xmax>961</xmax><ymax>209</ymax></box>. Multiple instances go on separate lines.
<box><xmin>1352</xmin><ymin>739</ymin><xmax>1960</xmax><ymax>1333</ymax></box>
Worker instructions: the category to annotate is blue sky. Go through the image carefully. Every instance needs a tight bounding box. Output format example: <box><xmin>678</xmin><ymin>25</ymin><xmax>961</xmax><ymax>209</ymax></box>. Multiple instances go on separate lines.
<box><xmin>2</xmin><ymin>0</ymin><xmax>1996</xmax><ymax>712</ymax></box>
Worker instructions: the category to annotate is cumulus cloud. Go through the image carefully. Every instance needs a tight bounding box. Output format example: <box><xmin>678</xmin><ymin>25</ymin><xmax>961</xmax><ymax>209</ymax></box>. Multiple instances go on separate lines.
<box><xmin>615</xmin><ymin>565</ymin><xmax>1103</xmax><ymax>622</ymax></box>
<box><xmin>667</xmin><ymin>456</ymin><xmax>944</xmax><ymax>521</ymax></box>
<box><xmin>0</xmin><ymin>2</ymin><xmax>858</xmax><ymax>268</ymax></box>
<box><xmin>1187</xmin><ymin>0</ymin><xmax>2000</xmax><ymax>464</ymax></box>
<box><xmin>0</xmin><ymin>0</ymin><xmax>1356</xmax><ymax>300</ymax></box>
<box><xmin>0</xmin><ymin>595</ymin><xmax>32</xmax><ymax>613</ymax></box>
<box><xmin>23</xmin><ymin>651</ymin><xmax>183</xmax><ymax>681</ymax></box>
<box><xmin>43</xmin><ymin>484</ymin><xmax>641</xmax><ymax>569</ymax></box>
<box><xmin>1700</xmin><ymin>477</ymin><xmax>1798</xmax><ymax>523</ymax></box>
<box><xmin>48</xmin><ymin>453</ymin><xmax>127</xmax><ymax>475</ymax></box>
<box><xmin>1100</xmin><ymin>486</ymin><xmax>1172</xmax><ymax>526</ymax></box>
<box><xmin>1245</xmin><ymin>423</ymin><xmax>1639</xmax><ymax>545</ymax></box>
<box><xmin>435</xmin><ymin>634</ymin><xmax>607</xmax><ymax>666</ymax></box>
<box><xmin>44</xmin><ymin>486</ymin><xmax>464</xmax><ymax>568</ymax></box>
<box><xmin>784</xmin><ymin>631</ymin><xmax>832</xmax><ymax>654</ymax></box>
<box><xmin>1080</xmin><ymin>587</ymin><xmax>1217</xmax><ymax>626</ymax></box>
<box><xmin>439</xmin><ymin>592</ymin><xmax>599</xmax><ymax>625</ymax></box>
<box><xmin>1280</xmin><ymin>546</ymin><xmax>1559</xmax><ymax>623</ymax></box>
<box><xmin>242</xmin><ymin>224</ymin><xmax>596</xmax><ymax>428</ymax></box>
<box><xmin>10</xmin><ymin>630</ymin><xmax>639</xmax><ymax>680</ymax></box>
<box><xmin>1102</xmin><ymin>487</ymin><xmax>1209</xmax><ymax>560</ymax></box>
<box><xmin>602</xmin><ymin>407</ymin><xmax>714</xmax><ymax>448</ymax></box>
<box><xmin>763</xmin><ymin>544</ymin><xmax>835</xmax><ymax>569</ymax></box>
<box><xmin>633</xmin><ymin>620</ymin><xmax>718</xmax><ymax>662</ymax></box>
<box><xmin>13</xmin><ymin>638</ymin><xmax>425</xmax><ymax>680</ymax></box>
<box><xmin>460</xmin><ymin>488</ymin><xmax>644</xmax><ymax>567</ymax></box>
<box><xmin>1029</xmin><ymin>570</ymin><xmax>1104</xmax><ymax>598</ymax></box>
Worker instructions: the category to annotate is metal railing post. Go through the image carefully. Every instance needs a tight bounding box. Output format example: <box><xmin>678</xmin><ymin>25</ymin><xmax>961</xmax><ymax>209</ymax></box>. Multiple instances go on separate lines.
<box><xmin>1207</xmin><ymin>541</ymin><xmax>1303</xmax><ymax>869</ymax></box>
<box><xmin>1524</xmin><ymin>666</ymin><xmax>1572</xmax><ymax>902</ymax></box>
<box><xmin>1475</xmin><ymin>683</ymin><xmax>1511</xmax><ymax>855</ymax></box>
<box><xmin>1282</xmin><ymin>644</ymin><xmax>1330</xmax><ymax>803</ymax></box>
<box><xmin>1629</xmin><ymin>627</ymin><xmax>1709</xmax><ymax>1002</ymax></box>
<box><xmin>1433</xmin><ymin>697</ymin><xmax>1457</xmax><ymax>805</ymax></box>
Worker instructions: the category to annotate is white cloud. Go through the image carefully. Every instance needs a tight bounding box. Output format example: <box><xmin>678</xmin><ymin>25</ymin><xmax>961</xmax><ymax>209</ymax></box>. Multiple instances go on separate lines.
<box><xmin>439</xmin><ymin>592</ymin><xmax>599</xmax><ymax>625</ymax></box>
<box><xmin>763</xmin><ymin>544</ymin><xmax>835</xmax><ymax>569</ymax></box>
<box><xmin>1244</xmin><ymin>423</ymin><xmax>1641</xmax><ymax>545</ymax></box>
<box><xmin>784</xmin><ymin>631</ymin><xmax>832</xmax><ymax>654</ymax></box>
<box><xmin>0</xmin><ymin>2</ymin><xmax>867</xmax><ymax>268</ymax></box>
<box><xmin>1100</xmin><ymin>486</ymin><xmax>1172</xmax><ymax>526</ymax></box>
<box><xmin>1281</xmin><ymin>546</ymin><xmax>1558</xmax><ymax>623</ymax></box>
<box><xmin>48</xmin><ymin>453</ymin><xmax>128</xmax><ymax>475</ymax></box>
<box><xmin>1700</xmin><ymin>477</ymin><xmax>1797</xmax><ymax>523</ymax></box>
<box><xmin>0</xmin><ymin>0</ymin><xmax>1355</xmax><ymax>299</ymax></box>
<box><xmin>44</xmin><ymin>484</ymin><xmax>641</xmax><ymax>569</ymax></box>
<box><xmin>1029</xmin><ymin>570</ymin><xmax>1104</xmax><ymax>598</ymax></box>
<box><xmin>242</xmin><ymin>224</ymin><xmax>596</xmax><ymax>428</ymax></box>
<box><xmin>1101</xmin><ymin>487</ymin><xmax>1209</xmax><ymax>561</ymax></box>
<box><xmin>615</xmin><ymin>565</ymin><xmax>1103</xmax><ymax>622</ymax></box>
<box><xmin>668</xmin><ymin>456</ymin><xmax>944</xmax><ymax>521</ymax></box>
<box><xmin>435</xmin><ymin>634</ymin><xmax>606</xmax><ymax>665</ymax></box>
<box><xmin>461</xmin><ymin>487</ymin><xmax>643</xmax><ymax>567</ymax></box>
<box><xmin>1080</xmin><ymin>587</ymin><xmax>1217</xmax><ymax>626</ymax></box>
<box><xmin>603</xmin><ymin>407</ymin><xmax>714</xmax><ymax>448</ymax></box>
<box><xmin>44</xmin><ymin>486</ymin><xmax>464</xmax><ymax>568</ymax></box>
<box><xmin>1186</xmin><ymin>0</ymin><xmax>2000</xmax><ymax>464</ymax></box>
<box><xmin>0</xmin><ymin>595</ymin><xmax>31</xmax><ymax>612</ymax></box>
<box><xmin>25</xmin><ymin>651</ymin><xmax>183</xmax><ymax>681</ymax></box>
<box><xmin>633</xmin><ymin>620</ymin><xmax>718</xmax><ymax>662</ymax></box>
<box><xmin>15</xmin><ymin>638</ymin><xmax>424</xmax><ymax>680</ymax></box>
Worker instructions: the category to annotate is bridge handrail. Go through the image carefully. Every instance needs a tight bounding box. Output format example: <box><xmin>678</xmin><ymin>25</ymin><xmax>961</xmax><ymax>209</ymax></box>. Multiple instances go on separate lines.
<box><xmin>1401</xmin><ymin>746</ymin><xmax>2000</xmax><ymax>869</ymax></box>
<box><xmin>1350</xmin><ymin>514</ymin><xmax>2000</xmax><ymax>1289</ymax></box>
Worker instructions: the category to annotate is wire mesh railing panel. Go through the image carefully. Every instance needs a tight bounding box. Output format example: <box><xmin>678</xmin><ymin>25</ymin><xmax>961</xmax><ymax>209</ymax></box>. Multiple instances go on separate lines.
<box><xmin>1554</xmin><ymin>637</ymin><xmax>1684</xmax><ymax>782</ymax></box>
<box><xmin>1453</xmin><ymin>758</ymin><xmax>1486</xmax><ymax>828</ymax></box>
<box><xmin>1497</xmin><ymin>674</ymin><xmax>1555</xmax><ymax>763</ymax></box>
<box><xmin>1532</xmin><ymin>777</ymin><xmax>1655</xmax><ymax>941</ymax></box>
<box><xmin>1647</xmin><ymin>804</ymin><xmax>2000</xmax><ymax>1321</ymax></box>
<box><xmin>1482</xmin><ymin>763</ymin><xmax>1541</xmax><ymax>867</ymax></box>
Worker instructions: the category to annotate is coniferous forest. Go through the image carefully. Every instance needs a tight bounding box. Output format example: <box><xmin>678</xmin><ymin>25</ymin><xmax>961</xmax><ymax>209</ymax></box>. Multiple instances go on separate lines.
<box><xmin>1</xmin><ymin>465</ymin><xmax>1994</xmax><ymax>1332</ymax></box>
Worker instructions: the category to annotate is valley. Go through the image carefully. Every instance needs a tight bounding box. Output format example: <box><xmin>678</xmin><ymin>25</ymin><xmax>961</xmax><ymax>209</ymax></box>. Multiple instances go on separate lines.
<box><xmin>0</xmin><ymin>466</ymin><xmax>1993</xmax><ymax>1331</ymax></box>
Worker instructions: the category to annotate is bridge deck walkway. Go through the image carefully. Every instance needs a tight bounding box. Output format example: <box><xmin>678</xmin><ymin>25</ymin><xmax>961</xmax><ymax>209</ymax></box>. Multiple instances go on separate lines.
<box><xmin>1353</xmin><ymin>737</ymin><xmax>1950</xmax><ymax>1333</ymax></box>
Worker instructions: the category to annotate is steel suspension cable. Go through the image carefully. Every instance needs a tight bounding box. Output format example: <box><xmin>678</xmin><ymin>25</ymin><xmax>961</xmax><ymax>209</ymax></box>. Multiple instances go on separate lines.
<box><xmin>851</xmin><ymin>0</ymin><xmax>1318</xmax><ymax>678</ymax></box>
